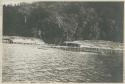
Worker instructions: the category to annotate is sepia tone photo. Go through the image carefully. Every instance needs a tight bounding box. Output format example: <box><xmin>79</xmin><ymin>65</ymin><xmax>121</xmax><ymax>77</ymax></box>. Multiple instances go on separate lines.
<box><xmin>2</xmin><ymin>0</ymin><xmax>124</xmax><ymax>83</ymax></box>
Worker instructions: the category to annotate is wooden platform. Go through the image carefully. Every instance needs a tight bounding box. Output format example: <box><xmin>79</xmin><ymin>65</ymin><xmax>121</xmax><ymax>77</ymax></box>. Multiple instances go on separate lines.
<box><xmin>51</xmin><ymin>46</ymin><xmax>123</xmax><ymax>54</ymax></box>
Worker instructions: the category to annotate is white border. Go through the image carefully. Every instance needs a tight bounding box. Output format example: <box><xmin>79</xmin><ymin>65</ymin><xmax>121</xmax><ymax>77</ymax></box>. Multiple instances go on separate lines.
<box><xmin>0</xmin><ymin>0</ymin><xmax>124</xmax><ymax>84</ymax></box>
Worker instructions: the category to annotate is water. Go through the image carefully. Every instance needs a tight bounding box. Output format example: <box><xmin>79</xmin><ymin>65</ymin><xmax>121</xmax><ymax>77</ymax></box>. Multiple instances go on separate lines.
<box><xmin>2</xmin><ymin>43</ymin><xmax>123</xmax><ymax>83</ymax></box>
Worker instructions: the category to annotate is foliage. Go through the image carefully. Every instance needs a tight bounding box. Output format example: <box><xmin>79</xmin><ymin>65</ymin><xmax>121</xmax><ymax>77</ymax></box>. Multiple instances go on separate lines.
<box><xmin>3</xmin><ymin>2</ymin><xmax>124</xmax><ymax>44</ymax></box>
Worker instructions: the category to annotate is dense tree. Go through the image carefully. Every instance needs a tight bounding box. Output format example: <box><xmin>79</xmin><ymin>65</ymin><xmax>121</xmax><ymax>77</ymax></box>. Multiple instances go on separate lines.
<box><xmin>3</xmin><ymin>2</ymin><xmax>124</xmax><ymax>44</ymax></box>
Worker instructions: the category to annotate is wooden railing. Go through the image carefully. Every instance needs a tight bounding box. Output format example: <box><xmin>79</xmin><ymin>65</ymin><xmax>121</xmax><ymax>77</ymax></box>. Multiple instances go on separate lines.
<box><xmin>51</xmin><ymin>46</ymin><xmax>123</xmax><ymax>54</ymax></box>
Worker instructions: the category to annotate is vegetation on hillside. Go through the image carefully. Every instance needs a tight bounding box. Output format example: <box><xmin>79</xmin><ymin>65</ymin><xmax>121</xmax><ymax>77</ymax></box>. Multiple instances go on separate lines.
<box><xmin>3</xmin><ymin>2</ymin><xmax>124</xmax><ymax>44</ymax></box>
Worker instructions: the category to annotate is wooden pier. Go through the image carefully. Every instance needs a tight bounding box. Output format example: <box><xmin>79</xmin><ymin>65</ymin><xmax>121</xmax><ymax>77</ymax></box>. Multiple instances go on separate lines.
<box><xmin>51</xmin><ymin>46</ymin><xmax>123</xmax><ymax>54</ymax></box>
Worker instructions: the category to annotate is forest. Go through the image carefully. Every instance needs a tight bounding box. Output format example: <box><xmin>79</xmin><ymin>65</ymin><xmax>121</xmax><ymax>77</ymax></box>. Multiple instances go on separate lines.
<box><xmin>3</xmin><ymin>2</ymin><xmax>124</xmax><ymax>44</ymax></box>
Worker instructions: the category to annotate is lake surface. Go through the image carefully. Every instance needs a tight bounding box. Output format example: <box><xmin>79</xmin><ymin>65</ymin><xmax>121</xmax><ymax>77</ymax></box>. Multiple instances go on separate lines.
<box><xmin>2</xmin><ymin>43</ymin><xmax>123</xmax><ymax>83</ymax></box>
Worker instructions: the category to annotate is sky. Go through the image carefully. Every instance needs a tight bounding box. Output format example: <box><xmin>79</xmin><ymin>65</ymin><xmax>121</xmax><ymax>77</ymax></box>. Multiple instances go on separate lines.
<box><xmin>2</xmin><ymin>0</ymin><xmax>122</xmax><ymax>5</ymax></box>
<box><xmin>2</xmin><ymin>0</ymin><xmax>48</xmax><ymax>5</ymax></box>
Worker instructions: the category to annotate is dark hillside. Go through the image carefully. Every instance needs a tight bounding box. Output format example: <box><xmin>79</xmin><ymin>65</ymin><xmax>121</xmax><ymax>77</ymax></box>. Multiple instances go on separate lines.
<box><xmin>3</xmin><ymin>2</ymin><xmax>124</xmax><ymax>44</ymax></box>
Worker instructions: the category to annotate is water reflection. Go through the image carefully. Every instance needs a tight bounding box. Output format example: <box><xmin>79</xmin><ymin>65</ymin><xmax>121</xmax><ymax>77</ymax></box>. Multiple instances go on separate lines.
<box><xmin>2</xmin><ymin>44</ymin><xmax>123</xmax><ymax>82</ymax></box>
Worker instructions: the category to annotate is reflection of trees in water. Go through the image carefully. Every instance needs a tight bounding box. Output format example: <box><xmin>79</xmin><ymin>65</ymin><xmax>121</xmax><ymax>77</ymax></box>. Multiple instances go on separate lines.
<box><xmin>94</xmin><ymin>53</ymin><xmax>123</xmax><ymax>82</ymax></box>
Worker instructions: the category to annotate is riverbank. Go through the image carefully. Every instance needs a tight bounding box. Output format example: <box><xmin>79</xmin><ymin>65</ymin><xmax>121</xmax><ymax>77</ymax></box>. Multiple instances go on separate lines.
<box><xmin>50</xmin><ymin>40</ymin><xmax>123</xmax><ymax>54</ymax></box>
